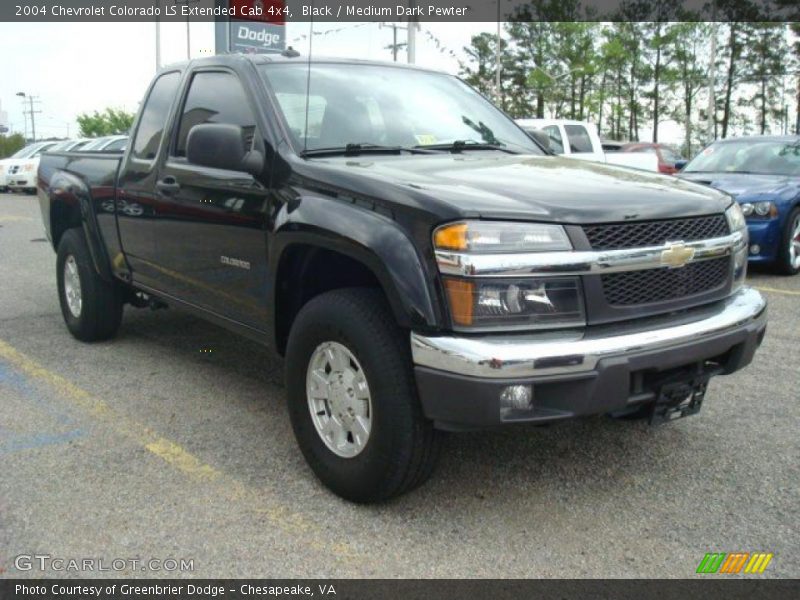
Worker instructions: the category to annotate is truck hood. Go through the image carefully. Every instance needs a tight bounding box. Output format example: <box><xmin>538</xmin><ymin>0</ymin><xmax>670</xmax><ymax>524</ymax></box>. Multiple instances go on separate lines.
<box><xmin>1</xmin><ymin>157</ymin><xmax>39</xmax><ymax>169</ymax></box>
<box><xmin>307</xmin><ymin>153</ymin><xmax>730</xmax><ymax>223</ymax></box>
<box><xmin>679</xmin><ymin>171</ymin><xmax>800</xmax><ymax>199</ymax></box>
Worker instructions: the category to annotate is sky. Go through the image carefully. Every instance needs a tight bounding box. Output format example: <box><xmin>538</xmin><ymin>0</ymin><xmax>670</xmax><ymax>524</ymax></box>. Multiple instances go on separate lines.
<box><xmin>0</xmin><ymin>21</ymin><xmax>491</xmax><ymax>140</ymax></box>
<box><xmin>0</xmin><ymin>19</ymin><xmax>726</xmax><ymax>144</ymax></box>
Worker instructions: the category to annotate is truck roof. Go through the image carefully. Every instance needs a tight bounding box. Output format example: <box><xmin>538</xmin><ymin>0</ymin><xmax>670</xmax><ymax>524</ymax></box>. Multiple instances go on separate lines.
<box><xmin>160</xmin><ymin>53</ymin><xmax>446</xmax><ymax>75</ymax></box>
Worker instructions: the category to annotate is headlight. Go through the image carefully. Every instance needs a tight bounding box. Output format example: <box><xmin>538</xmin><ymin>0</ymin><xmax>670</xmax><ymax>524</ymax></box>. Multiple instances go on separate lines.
<box><xmin>739</xmin><ymin>201</ymin><xmax>776</xmax><ymax>219</ymax></box>
<box><xmin>754</xmin><ymin>201</ymin><xmax>777</xmax><ymax>217</ymax></box>
<box><xmin>443</xmin><ymin>277</ymin><xmax>585</xmax><ymax>329</ymax></box>
<box><xmin>724</xmin><ymin>204</ymin><xmax>749</xmax><ymax>292</ymax></box>
<box><xmin>22</xmin><ymin>163</ymin><xmax>34</xmax><ymax>172</ymax></box>
<box><xmin>434</xmin><ymin>221</ymin><xmax>583</xmax><ymax>330</ymax></box>
<box><xmin>725</xmin><ymin>203</ymin><xmax>746</xmax><ymax>232</ymax></box>
<box><xmin>434</xmin><ymin>221</ymin><xmax>571</xmax><ymax>253</ymax></box>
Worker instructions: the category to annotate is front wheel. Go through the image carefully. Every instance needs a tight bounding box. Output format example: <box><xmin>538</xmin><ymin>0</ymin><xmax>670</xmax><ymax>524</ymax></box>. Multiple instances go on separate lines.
<box><xmin>285</xmin><ymin>288</ymin><xmax>442</xmax><ymax>503</ymax></box>
<box><xmin>777</xmin><ymin>207</ymin><xmax>800</xmax><ymax>275</ymax></box>
<box><xmin>56</xmin><ymin>228</ymin><xmax>123</xmax><ymax>341</ymax></box>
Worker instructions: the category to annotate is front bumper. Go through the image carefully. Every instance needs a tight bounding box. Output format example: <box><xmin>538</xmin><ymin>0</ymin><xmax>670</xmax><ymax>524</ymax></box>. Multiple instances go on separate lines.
<box><xmin>746</xmin><ymin>219</ymin><xmax>782</xmax><ymax>263</ymax></box>
<box><xmin>412</xmin><ymin>287</ymin><xmax>767</xmax><ymax>430</ymax></box>
<box><xmin>7</xmin><ymin>173</ymin><xmax>36</xmax><ymax>190</ymax></box>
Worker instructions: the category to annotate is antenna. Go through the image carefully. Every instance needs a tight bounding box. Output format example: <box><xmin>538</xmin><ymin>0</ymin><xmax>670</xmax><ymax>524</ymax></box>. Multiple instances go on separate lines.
<box><xmin>302</xmin><ymin>2</ymin><xmax>313</xmax><ymax>155</ymax></box>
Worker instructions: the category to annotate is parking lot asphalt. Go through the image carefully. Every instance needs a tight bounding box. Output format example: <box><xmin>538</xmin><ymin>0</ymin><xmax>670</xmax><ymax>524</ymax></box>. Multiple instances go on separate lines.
<box><xmin>0</xmin><ymin>192</ymin><xmax>797</xmax><ymax>579</ymax></box>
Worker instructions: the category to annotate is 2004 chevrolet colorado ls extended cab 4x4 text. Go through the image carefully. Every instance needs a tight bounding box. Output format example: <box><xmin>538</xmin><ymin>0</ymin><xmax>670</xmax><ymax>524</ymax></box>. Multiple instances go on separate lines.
<box><xmin>38</xmin><ymin>55</ymin><xmax>767</xmax><ymax>503</ymax></box>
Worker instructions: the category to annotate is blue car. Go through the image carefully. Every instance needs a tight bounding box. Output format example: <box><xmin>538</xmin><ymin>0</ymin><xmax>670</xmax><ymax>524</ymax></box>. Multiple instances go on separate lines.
<box><xmin>680</xmin><ymin>136</ymin><xmax>800</xmax><ymax>275</ymax></box>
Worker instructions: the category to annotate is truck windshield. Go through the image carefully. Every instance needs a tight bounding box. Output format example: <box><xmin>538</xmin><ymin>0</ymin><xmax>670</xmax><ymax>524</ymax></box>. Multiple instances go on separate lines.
<box><xmin>260</xmin><ymin>63</ymin><xmax>542</xmax><ymax>156</ymax></box>
<box><xmin>685</xmin><ymin>139</ymin><xmax>800</xmax><ymax>176</ymax></box>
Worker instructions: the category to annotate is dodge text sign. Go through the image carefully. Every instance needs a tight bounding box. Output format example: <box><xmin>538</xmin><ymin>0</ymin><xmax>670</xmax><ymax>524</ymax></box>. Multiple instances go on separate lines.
<box><xmin>215</xmin><ymin>0</ymin><xmax>286</xmax><ymax>54</ymax></box>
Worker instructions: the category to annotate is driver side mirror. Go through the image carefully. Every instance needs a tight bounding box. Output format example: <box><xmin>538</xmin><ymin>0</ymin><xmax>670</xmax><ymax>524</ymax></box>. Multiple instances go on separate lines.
<box><xmin>674</xmin><ymin>159</ymin><xmax>688</xmax><ymax>171</ymax></box>
<box><xmin>186</xmin><ymin>123</ymin><xmax>264</xmax><ymax>176</ymax></box>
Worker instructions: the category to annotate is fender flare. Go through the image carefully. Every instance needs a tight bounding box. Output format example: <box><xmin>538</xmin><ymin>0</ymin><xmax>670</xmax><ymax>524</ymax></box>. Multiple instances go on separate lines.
<box><xmin>49</xmin><ymin>170</ymin><xmax>114</xmax><ymax>283</ymax></box>
<box><xmin>269</xmin><ymin>195</ymin><xmax>441</xmax><ymax>338</ymax></box>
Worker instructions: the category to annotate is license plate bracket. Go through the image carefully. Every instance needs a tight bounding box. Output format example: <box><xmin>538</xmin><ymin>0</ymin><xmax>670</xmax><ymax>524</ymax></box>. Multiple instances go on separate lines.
<box><xmin>648</xmin><ymin>376</ymin><xmax>711</xmax><ymax>426</ymax></box>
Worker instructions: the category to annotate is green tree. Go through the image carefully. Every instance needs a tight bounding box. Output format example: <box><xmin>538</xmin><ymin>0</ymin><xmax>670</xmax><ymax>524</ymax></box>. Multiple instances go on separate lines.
<box><xmin>551</xmin><ymin>22</ymin><xmax>601</xmax><ymax>121</ymax></box>
<box><xmin>742</xmin><ymin>23</ymin><xmax>789</xmax><ymax>134</ymax></box>
<box><xmin>505</xmin><ymin>0</ymin><xmax>583</xmax><ymax>118</ymax></box>
<box><xmin>666</xmin><ymin>21</ymin><xmax>711</xmax><ymax>155</ymax></box>
<box><xmin>597</xmin><ymin>30</ymin><xmax>629</xmax><ymax>139</ymax></box>
<box><xmin>793</xmin><ymin>22</ymin><xmax>800</xmax><ymax>134</ymax></box>
<box><xmin>0</xmin><ymin>133</ymin><xmax>26</xmax><ymax>158</ymax></box>
<box><xmin>641</xmin><ymin>17</ymin><xmax>679</xmax><ymax>143</ymax></box>
<box><xmin>460</xmin><ymin>32</ymin><xmax>509</xmax><ymax>105</ymax></box>
<box><xmin>76</xmin><ymin>108</ymin><xmax>135</xmax><ymax>138</ymax></box>
<box><xmin>716</xmin><ymin>0</ymin><xmax>764</xmax><ymax>138</ymax></box>
<box><xmin>507</xmin><ymin>21</ymin><xmax>559</xmax><ymax>118</ymax></box>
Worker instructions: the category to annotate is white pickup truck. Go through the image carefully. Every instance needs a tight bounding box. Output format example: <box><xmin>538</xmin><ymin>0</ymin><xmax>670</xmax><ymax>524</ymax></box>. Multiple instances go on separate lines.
<box><xmin>517</xmin><ymin>118</ymin><xmax>659</xmax><ymax>172</ymax></box>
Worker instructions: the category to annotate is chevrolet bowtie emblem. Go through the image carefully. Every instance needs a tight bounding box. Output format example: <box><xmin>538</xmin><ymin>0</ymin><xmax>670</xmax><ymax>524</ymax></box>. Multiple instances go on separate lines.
<box><xmin>661</xmin><ymin>242</ymin><xmax>695</xmax><ymax>268</ymax></box>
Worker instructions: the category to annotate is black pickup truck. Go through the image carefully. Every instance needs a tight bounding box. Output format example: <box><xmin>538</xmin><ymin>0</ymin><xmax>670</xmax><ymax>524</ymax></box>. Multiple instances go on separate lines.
<box><xmin>38</xmin><ymin>55</ymin><xmax>767</xmax><ymax>503</ymax></box>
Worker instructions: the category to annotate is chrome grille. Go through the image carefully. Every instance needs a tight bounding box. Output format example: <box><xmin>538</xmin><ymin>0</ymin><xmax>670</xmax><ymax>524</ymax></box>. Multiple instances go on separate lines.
<box><xmin>601</xmin><ymin>257</ymin><xmax>730</xmax><ymax>306</ymax></box>
<box><xmin>583</xmin><ymin>215</ymin><xmax>729</xmax><ymax>251</ymax></box>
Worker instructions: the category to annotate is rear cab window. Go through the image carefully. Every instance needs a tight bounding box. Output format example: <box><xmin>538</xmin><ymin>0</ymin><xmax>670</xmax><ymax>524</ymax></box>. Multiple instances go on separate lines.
<box><xmin>564</xmin><ymin>125</ymin><xmax>594</xmax><ymax>154</ymax></box>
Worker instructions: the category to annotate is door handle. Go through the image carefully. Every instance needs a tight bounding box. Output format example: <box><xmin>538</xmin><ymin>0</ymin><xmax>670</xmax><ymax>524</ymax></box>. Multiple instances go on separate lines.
<box><xmin>156</xmin><ymin>176</ymin><xmax>180</xmax><ymax>195</ymax></box>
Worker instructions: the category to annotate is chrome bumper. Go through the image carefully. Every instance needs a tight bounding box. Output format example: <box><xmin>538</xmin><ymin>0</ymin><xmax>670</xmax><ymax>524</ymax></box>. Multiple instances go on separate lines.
<box><xmin>411</xmin><ymin>287</ymin><xmax>767</xmax><ymax>379</ymax></box>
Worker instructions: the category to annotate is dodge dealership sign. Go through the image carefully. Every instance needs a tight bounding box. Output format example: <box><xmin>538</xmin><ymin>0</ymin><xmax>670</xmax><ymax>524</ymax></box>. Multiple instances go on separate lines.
<box><xmin>215</xmin><ymin>0</ymin><xmax>285</xmax><ymax>54</ymax></box>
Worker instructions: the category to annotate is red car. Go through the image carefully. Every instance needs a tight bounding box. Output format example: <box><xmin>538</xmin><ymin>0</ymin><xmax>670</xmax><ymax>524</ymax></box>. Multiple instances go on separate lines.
<box><xmin>622</xmin><ymin>142</ymin><xmax>685</xmax><ymax>175</ymax></box>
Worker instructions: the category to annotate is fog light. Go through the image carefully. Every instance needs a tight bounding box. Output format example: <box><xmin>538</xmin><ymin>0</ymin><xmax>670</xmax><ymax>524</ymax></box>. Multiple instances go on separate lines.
<box><xmin>500</xmin><ymin>385</ymin><xmax>533</xmax><ymax>412</ymax></box>
<box><xmin>750</xmin><ymin>244</ymin><xmax>760</xmax><ymax>255</ymax></box>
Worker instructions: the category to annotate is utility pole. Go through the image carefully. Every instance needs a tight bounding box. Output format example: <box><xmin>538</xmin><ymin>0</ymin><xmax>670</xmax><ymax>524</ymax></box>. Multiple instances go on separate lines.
<box><xmin>156</xmin><ymin>20</ymin><xmax>161</xmax><ymax>69</ymax></box>
<box><xmin>380</xmin><ymin>23</ymin><xmax>406</xmax><ymax>61</ymax></box>
<box><xmin>16</xmin><ymin>92</ymin><xmax>41</xmax><ymax>142</ymax></box>
<box><xmin>707</xmin><ymin>0</ymin><xmax>717</xmax><ymax>142</ymax></box>
<box><xmin>155</xmin><ymin>1</ymin><xmax>161</xmax><ymax>71</ymax></box>
<box><xmin>407</xmin><ymin>0</ymin><xmax>416</xmax><ymax>64</ymax></box>
<box><xmin>181</xmin><ymin>0</ymin><xmax>200</xmax><ymax>59</ymax></box>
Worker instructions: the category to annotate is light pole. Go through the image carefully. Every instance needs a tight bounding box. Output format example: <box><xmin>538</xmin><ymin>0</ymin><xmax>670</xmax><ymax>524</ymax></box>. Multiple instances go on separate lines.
<box><xmin>177</xmin><ymin>0</ymin><xmax>201</xmax><ymax>60</ymax></box>
<box><xmin>16</xmin><ymin>92</ymin><xmax>40</xmax><ymax>142</ymax></box>
<box><xmin>407</xmin><ymin>0</ymin><xmax>416</xmax><ymax>64</ymax></box>
<box><xmin>155</xmin><ymin>1</ymin><xmax>161</xmax><ymax>71</ymax></box>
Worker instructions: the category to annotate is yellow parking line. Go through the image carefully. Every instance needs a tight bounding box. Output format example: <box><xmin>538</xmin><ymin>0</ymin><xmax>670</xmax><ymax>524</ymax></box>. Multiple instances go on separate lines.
<box><xmin>145</xmin><ymin>438</ymin><xmax>222</xmax><ymax>481</ymax></box>
<box><xmin>0</xmin><ymin>338</ymin><xmax>359</xmax><ymax>566</ymax></box>
<box><xmin>0</xmin><ymin>215</ymin><xmax>34</xmax><ymax>222</ymax></box>
<box><xmin>753</xmin><ymin>286</ymin><xmax>800</xmax><ymax>297</ymax></box>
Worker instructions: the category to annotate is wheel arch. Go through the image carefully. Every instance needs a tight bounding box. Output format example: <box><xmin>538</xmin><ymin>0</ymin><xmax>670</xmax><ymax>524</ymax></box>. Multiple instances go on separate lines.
<box><xmin>48</xmin><ymin>171</ymin><xmax>113</xmax><ymax>282</ymax></box>
<box><xmin>270</xmin><ymin>198</ymin><xmax>441</xmax><ymax>354</ymax></box>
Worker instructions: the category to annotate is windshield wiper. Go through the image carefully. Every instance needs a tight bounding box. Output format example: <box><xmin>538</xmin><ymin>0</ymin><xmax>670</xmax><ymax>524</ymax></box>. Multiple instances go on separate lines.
<box><xmin>416</xmin><ymin>140</ymin><xmax>521</xmax><ymax>154</ymax></box>
<box><xmin>300</xmin><ymin>143</ymin><xmax>436</xmax><ymax>157</ymax></box>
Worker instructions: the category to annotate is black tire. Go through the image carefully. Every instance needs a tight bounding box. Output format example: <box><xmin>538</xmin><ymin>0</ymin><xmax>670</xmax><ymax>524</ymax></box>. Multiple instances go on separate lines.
<box><xmin>776</xmin><ymin>206</ymin><xmax>800</xmax><ymax>276</ymax></box>
<box><xmin>56</xmin><ymin>228</ymin><xmax>123</xmax><ymax>341</ymax></box>
<box><xmin>285</xmin><ymin>287</ymin><xmax>442</xmax><ymax>503</ymax></box>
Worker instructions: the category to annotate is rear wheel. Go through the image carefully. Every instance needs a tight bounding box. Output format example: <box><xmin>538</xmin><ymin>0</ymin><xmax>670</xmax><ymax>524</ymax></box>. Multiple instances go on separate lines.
<box><xmin>56</xmin><ymin>228</ymin><xmax>123</xmax><ymax>341</ymax></box>
<box><xmin>777</xmin><ymin>207</ymin><xmax>800</xmax><ymax>275</ymax></box>
<box><xmin>285</xmin><ymin>288</ymin><xmax>442</xmax><ymax>503</ymax></box>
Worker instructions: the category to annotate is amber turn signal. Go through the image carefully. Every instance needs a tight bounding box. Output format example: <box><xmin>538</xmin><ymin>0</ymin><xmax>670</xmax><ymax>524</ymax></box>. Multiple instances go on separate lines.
<box><xmin>443</xmin><ymin>278</ymin><xmax>474</xmax><ymax>326</ymax></box>
<box><xmin>434</xmin><ymin>222</ymin><xmax>468</xmax><ymax>251</ymax></box>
